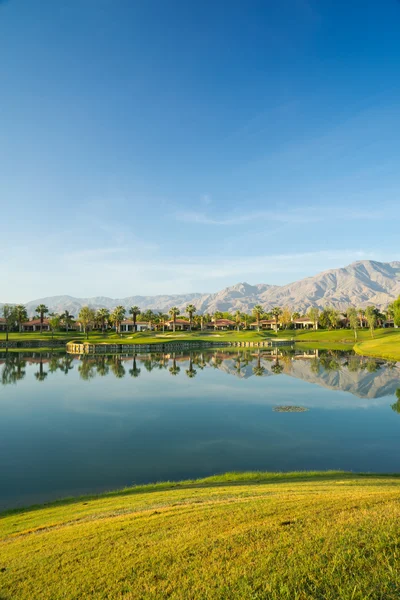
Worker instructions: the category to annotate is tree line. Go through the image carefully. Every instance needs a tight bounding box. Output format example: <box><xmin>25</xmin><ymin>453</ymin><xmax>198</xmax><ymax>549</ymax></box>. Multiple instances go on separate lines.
<box><xmin>2</xmin><ymin>297</ymin><xmax>400</xmax><ymax>340</ymax></box>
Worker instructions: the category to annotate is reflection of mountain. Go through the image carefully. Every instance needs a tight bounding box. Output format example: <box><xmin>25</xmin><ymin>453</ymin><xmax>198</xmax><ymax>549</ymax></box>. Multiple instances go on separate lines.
<box><xmin>1</xmin><ymin>351</ymin><xmax>399</xmax><ymax>400</ymax></box>
<box><xmin>267</xmin><ymin>359</ymin><xmax>400</xmax><ymax>399</ymax></box>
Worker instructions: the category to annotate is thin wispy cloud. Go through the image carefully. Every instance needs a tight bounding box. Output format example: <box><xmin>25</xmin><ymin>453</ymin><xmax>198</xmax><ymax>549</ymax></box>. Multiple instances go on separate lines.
<box><xmin>176</xmin><ymin>205</ymin><xmax>395</xmax><ymax>226</ymax></box>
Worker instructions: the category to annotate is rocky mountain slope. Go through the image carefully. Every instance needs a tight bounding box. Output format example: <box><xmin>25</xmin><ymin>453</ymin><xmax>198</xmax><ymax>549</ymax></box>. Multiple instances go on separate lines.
<box><xmin>7</xmin><ymin>260</ymin><xmax>400</xmax><ymax>317</ymax></box>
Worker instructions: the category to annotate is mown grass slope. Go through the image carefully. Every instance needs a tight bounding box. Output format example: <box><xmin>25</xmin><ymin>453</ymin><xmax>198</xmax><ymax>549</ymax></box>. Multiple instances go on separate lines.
<box><xmin>2</xmin><ymin>472</ymin><xmax>400</xmax><ymax>599</ymax></box>
<box><xmin>355</xmin><ymin>331</ymin><xmax>400</xmax><ymax>361</ymax></box>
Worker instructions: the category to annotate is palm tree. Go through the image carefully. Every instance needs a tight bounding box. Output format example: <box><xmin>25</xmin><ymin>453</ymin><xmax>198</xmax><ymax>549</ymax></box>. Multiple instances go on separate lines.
<box><xmin>234</xmin><ymin>310</ymin><xmax>242</xmax><ymax>332</ymax></box>
<box><xmin>35</xmin><ymin>304</ymin><xmax>49</xmax><ymax>334</ymax></box>
<box><xmin>14</xmin><ymin>305</ymin><xmax>28</xmax><ymax>332</ymax></box>
<box><xmin>48</xmin><ymin>313</ymin><xmax>60</xmax><ymax>342</ymax></box>
<box><xmin>213</xmin><ymin>311</ymin><xmax>223</xmax><ymax>331</ymax></box>
<box><xmin>129</xmin><ymin>306</ymin><xmax>141</xmax><ymax>332</ymax></box>
<box><xmin>78</xmin><ymin>306</ymin><xmax>96</xmax><ymax>339</ymax></box>
<box><xmin>96</xmin><ymin>308</ymin><xmax>110</xmax><ymax>335</ymax></box>
<box><xmin>186</xmin><ymin>304</ymin><xmax>197</xmax><ymax>331</ymax></box>
<box><xmin>169</xmin><ymin>307</ymin><xmax>180</xmax><ymax>333</ymax></box>
<box><xmin>111</xmin><ymin>306</ymin><xmax>126</xmax><ymax>334</ymax></box>
<box><xmin>157</xmin><ymin>312</ymin><xmax>168</xmax><ymax>332</ymax></box>
<box><xmin>61</xmin><ymin>310</ymin><xmax>74</xmax><ymax>334</ymax></box>
<box><xmin>358</xmin><ymin>308</ymin><xmax>365</xmax><ymax>328</ymax></box>
<box><xmin>252</xmin><ymin>305</ymin><xmax>264</xmax><ymax>332</ymax></box>
<box><xmin>271</xmin><ymin>307</ymin><xmax>282</xmax><ymax>332</ymax></box>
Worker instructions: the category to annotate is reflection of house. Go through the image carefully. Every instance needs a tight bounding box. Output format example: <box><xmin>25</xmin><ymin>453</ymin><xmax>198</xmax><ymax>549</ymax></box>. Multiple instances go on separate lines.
<box><xmin>206</xmin><ymin>319</ymin><xmax>236</xmax><ymax>330</ymax></box>
<box><xmin>21</xmin><ymin>319</ymin><xmax>50</xmax><ymax>332</ymax></box>
<box><xmin>165</xmin><ymin>319</ymin><xmax>190</xmax><ymax>331</ymax></box>
<box><xmin>249</xmin><ymin>319</ymin><xmax>277</xmax><ymax>330</ymax></box>
<box><xmin>292</xmin><ymin>317</ymin><xmax>315</xmax><ymax>329</ymax></box>
<box><xmin>120</xmin><ymin>320</ymin><xmax>153</xmax><ymax>332</ymax></box>
<box><xmin>0</xmin><ymin>318</ymin><xmax>7</xmax><ymax>331</ymax></box>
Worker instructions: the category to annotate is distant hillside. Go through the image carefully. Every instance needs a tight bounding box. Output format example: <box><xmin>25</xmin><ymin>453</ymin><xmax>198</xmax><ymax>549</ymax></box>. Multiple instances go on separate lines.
<box><xmin>3</xmin><ymin>260</ymin><xmax>400</xmax><ymax>317</ymax></box>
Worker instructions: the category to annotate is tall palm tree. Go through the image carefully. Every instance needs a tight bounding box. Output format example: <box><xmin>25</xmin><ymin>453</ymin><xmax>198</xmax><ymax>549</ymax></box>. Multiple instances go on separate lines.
<box><xmin>78</xmin><ymin>306</ymin><xmax>96</xmax><ymax>339</ymax></box>
<box><xmin>14</xmin><ymin>305</ymin><xmax>28</xmax><ymax>332</ymax></box>
<box><xmin>35</xmin><ymin>304</ymin><xmax>49</xmax><ymax>334</ymax></box>
<box><xmin>96</xmin><ymin>308</ymin><xmax>110</xmax><ymax>335</ymax></box>
<box><xmin>169</xmin><ymin>307</ymin><xmax>180</xmax><ymax>333</ymax></box>
<box><xmin>186</xmin><ymin>304</ymin><xmax>197</xmax><ymax>331</ymax></box>
<box><xmin>357</xmin><ymin>308</ymin><xmax>365</xmax><ymax>328</ymax></box>
<box><xmin>60</xmin><ymin>310</ymin><xmax>74</xmax><ymax>334</ymax></box>
<box><xmin>252</xmin><ymin>305</ymin><xmax>264</xmax><ymax>332</ymax></box>
<box><xmin>213</xmin><ymin>311</ymin><xmax>223</xmax><ymax>331</ymax></box>
<box><xmin>234</xmin><ymin>310</ymin><xmax>242</xmax><ymax>332</ymax></box>
<box><xmin>129</xmin><ymin>306</ymin><xmax>141</xmax><ymax>332</ymax></box>
<box><xmin>157</xmin><ymin>312</ymin><xmax>168</xmax><ymax>332</ymax></box>
<box><xmin>271</xmin><ymin>307</ymin><xmax>282</xmax><ymax>332</ymax></box>
<box><xmin>111</xmin><ymin>306</ymin><xmax>126</xmax><ymax>334</ymax></box>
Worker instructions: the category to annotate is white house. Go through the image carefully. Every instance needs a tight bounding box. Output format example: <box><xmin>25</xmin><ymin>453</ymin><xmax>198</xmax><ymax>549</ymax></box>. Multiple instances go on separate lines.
<box><xmin>120</xmin><ymin>320</ymin><xmax>153</xmax><ymax>332</ymax></box>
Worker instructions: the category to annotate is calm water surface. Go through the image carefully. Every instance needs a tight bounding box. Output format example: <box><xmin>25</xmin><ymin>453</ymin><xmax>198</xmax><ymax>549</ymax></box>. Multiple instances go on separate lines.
<box><xmin>1</xmin><ymin>349</ymin><xmax>400</xmax><ymax>509</ymax></box>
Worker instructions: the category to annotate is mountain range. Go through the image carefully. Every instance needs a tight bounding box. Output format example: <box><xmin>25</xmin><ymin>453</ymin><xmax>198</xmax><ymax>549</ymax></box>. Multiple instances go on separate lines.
<box><xmin>7</xmin><ymin>260</ymin><xmax>400</xmax><ymax>317</ymax></box>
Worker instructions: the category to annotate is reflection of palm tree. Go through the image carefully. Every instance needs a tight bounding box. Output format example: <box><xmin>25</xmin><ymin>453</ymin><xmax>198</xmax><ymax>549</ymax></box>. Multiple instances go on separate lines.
<box><xmin>1</xmin><ymin>353</ymin><xmax>27</xmax><ymax>385</ymax></box>
<box><xmin>235</xmin><ymin>352</ymin><xmax>242</xmax><ymax>376</ymax></box>
<box><xmin>271</xmin><ymin>352</ymin><xmax>283</xmax><ymax>375</ymax></box>
<box><xmin>60</xmin><ymin>355</ymin><xmax>74</xmax><ymax>375</ymax></box>
<box><xmin>110</xmin><ymin>356</ymin><xmax>126</xmax><ymax>379</ymax></box>
<box><xmin>129</xmin><ymin>355</ymin><xmax>141</xmax><ymax>378</ymax></box>
<box><xmin>320</xmin><ymin>355</ymin><xmax>341</xmax><ymax>372</ymax></box>
<box><xmin>365</xmin><ymin>359</ymin><xmax>380</xmax><ymax>373</ymax></box>
<box><xmin>169</xmin><ymin>355</ymin><xmax>180</xmax><ymax>376</ymax></box>
<box><xmin>95</xmin><ymin>356</ymin><xmax>109</xmax><ymax>377</ymax></box>
<box><xmin>143</xmin><ymin>357</ymin><xmax>154</xmax><ymax>373</ymax></box>
<box><xmin>35</xmin><ymin>356</ymin><xmax>48</xmax><ymax>382</ymax></box>
<box><xmin>252</xmin><ymin>351</ymin><xmax>265</xmax><ymax>376</ymax></box>
<box><xmin>310</xmin><ymin>357</ymin><xmax>320</xmax><ymax>374</ymax></box>
<box><xmin>48</xmin><ymin>355</ymin><xmax>61</xmax><ymax>373</ymax></box>
<box><xmin>391</xmin><ymin>389</ymin><xmax>400</xmax><ymax>414</ymax></box>
<box><xmin>78</xmin><ymin>358</ymin><xmax>96</xmax><ymax>381</ymax></box>
<box><xmin>347</xmin><ymin>356</ymin><xmax>361</xmax><ymax>373</ymax></box>
<box><xmin>185</xmin><ymin>355</ymin><xmax>197</xmax><ymax>378</ymax></box>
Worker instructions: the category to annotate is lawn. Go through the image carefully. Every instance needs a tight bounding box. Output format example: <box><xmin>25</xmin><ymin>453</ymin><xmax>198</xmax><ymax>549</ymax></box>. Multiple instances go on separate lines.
<box><xmin>1</xmin><ymin>329</ymin><xmax>398</xmax><ymax>360</ymax></box>
<box><xmin>2</xmin><ymin>471</ymin><xmax>400</xmax><ymax>599</ymax></box>
<box><xmin>354</xmin><ymin>332</ymin><xmax>400</xmax><ymax>361</ymax></box>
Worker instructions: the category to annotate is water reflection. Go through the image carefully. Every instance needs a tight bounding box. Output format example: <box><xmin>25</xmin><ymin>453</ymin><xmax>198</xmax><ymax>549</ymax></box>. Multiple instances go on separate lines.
<box><xmin>1</xmin><ymin>349</ymin><xmax>399</xmax><ymax>400</ymax></box>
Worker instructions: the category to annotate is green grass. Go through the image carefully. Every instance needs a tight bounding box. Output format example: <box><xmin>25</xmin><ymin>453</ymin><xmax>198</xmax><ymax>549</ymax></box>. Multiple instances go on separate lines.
<box><xmin>1</xmin><ymin>329</ymin><xmax>398</xmax><ymax>359</ymax></box>
<box><xmin>354</xmin><ymin>331</ymin><xmax>400</xmax><ymax>361</ymax></box>
<box><xmin>2</xmin><ymin>471</ymin><xmax>400</xmax><ymax>599</ymax></box>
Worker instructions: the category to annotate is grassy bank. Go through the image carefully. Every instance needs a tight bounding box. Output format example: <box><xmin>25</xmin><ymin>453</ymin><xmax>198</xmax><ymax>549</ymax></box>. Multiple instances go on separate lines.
<box><xmin>354</xmin><ymin>332</ymin><xmax>400</xmax><ymax>361</ymax></box>
<box><xmin>2</xmin><ymin>471</ymin><xmax>400</xmax><ymax>599</ymax></box>
<box><xmin>1</xmin><ymin>329</ymin><xmax>398</xmax><ymax>358</ymax></box>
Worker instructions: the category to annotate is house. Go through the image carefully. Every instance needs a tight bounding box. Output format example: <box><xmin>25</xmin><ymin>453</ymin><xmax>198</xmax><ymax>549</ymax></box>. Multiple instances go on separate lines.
<box><xmin>292</xmin><ymin>317</ymin><xmax>315</xmax><ymax>329</ymax></box>
<box><xmin>205</xmin><ymin>319</ymin><xmax>236</xmax><ymax>331</ymax></box>
<box><xmin>384</xmin><ymin>319</ymin><xmax>396</xmax><ymax>328</ymax></box>
<box><xmin>249</xmin><ymin>319</ymin><xmax>277</xmax><ymax>330</ymax></box>
<box><xmin>120</xmin><ymin>320</ymin><xmax>153</xmax><ymax>332</ymax></box>
<box><xmin>0</xmin><ymin>318</ymin><xmax>7</xmax><ymax>332</ymax></box>
<box><xmin>21</xmin><ymin>319</ymin><xmax>50</xmax><ymax>332</ymax></box>
<box><xmin>165</xmin><ymin>319</ymin><xmax>191</xmax><ymax>331</ymax></box>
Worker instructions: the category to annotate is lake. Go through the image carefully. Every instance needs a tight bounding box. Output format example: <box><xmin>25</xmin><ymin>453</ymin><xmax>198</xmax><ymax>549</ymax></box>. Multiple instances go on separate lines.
<box><xmin>1</xmin><ymin>348</ymin><xmax>400</xmax><ymax>510</ymax></box>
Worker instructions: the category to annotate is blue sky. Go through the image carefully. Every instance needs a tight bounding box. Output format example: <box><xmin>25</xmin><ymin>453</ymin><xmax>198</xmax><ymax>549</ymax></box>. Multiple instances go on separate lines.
<box><xmin>2</xmin><ymin>0</ymin><xmax>400</xmax><ymax>302</ymax></box>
